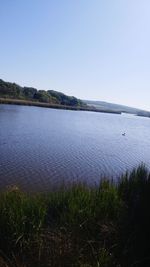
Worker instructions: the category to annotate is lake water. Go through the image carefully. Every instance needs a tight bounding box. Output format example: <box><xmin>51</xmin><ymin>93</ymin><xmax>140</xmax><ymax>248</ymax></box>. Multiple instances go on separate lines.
<box><xmin>0</xmin><ymin>104</ymin><xmax>150</xmax><ymax>191</ymax></box>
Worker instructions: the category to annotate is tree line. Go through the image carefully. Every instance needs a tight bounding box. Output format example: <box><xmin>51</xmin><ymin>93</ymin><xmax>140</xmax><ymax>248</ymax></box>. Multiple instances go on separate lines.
<box><xmin>0</xmin><ymin>79</ymin><xmax>85</xmax><ymax>107</ymax></box>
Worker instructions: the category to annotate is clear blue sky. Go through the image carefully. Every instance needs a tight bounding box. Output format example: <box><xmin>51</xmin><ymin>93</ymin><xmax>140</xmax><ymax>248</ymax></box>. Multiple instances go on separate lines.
<box><xmin>0</xmin><ymin>0</ymin><xmax>150</xmax><ymax>110</ymax></box>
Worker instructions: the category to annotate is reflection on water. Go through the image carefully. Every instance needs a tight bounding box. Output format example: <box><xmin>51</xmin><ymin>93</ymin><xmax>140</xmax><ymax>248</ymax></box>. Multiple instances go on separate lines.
<box><xmin>0</xmin><ymin>104</ymin><xmax>150</xmax><ymax>191</ymax></box>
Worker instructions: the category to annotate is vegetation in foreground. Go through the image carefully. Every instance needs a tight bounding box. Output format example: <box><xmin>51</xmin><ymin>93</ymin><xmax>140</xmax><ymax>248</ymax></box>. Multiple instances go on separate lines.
<box><xmin>0</xmin><ymin>165</ymin><xmax>150</xmax><ymax>267</ymax></box>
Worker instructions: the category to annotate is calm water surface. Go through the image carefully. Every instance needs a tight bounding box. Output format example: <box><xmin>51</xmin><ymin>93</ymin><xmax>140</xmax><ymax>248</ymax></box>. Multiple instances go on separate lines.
<box><xmin>0</xmin><ymin>104</ymin><xmax>150</xmax><ymax>191</ymax></box>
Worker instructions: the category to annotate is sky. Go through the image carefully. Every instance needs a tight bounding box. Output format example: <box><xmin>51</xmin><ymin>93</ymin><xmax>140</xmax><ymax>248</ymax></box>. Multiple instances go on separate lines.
<box><xmin>0</xmin><ymin>0</ymin><xmax>150</xmax><ymax>111</ymax></box>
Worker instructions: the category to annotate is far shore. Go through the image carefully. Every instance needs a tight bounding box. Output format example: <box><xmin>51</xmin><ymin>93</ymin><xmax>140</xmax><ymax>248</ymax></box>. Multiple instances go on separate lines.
<box><xmin>0</xmin><ymin>97</ymin><xmax>121</xmax><ymax>114</ymax></box>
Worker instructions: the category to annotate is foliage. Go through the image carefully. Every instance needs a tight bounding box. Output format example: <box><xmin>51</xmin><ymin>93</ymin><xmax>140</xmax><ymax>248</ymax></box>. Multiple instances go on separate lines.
<box><xmin>0</xmin><ymin>165</ymin><xmax>150</xmax><ymax>266</ymax></box>
<box><xmin>0</xmin><ymin>79</ymin><xmax>85</xmax><ymax>107</ymax></box>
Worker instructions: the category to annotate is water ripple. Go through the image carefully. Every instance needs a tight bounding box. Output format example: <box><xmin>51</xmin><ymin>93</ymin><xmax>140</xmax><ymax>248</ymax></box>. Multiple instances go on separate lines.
<box><xmin>0</xmin><ymin>104</ymin><xmax>150</xmax><ymax>191</ymax></box>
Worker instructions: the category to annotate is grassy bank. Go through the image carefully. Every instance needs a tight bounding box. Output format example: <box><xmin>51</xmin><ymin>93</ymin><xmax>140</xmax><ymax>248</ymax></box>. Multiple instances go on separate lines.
<box><xmin>0</xmin><ymin>98</ymin><xmax>121</xmax><ymax>114</ymax></box>
<box><xmin>0</xmin><ymin>165</ymin><xmax>150</xmax><ymax>267</ymax></box>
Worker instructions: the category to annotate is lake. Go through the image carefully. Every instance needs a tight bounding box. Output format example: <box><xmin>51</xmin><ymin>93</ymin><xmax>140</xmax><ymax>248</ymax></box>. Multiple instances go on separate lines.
<box><xmin>0</xmin><ymin>104</ymin><xmax>150</xmax><ymax>191</ymax></box>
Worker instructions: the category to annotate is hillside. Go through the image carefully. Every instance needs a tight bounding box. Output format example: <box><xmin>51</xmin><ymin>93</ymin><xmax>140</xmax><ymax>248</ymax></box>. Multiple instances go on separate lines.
<box><xmin>84</xmin><ymin>100</ymin><xmax>150</xmax><ymax>117</ymax></box>
<box><xmin>0</xmin><ymin>79</ymin><xmax>121</xmax><ymax>114</ymax></box>
<box><xmin>1</xmin><ymin>78</ymin><xmax>149</xmax><ymax>116</ymax></box>
<box><xmin>0</xmin><ymin>79</ymin><xmax>85</xmax><ymax>108</ymax></box>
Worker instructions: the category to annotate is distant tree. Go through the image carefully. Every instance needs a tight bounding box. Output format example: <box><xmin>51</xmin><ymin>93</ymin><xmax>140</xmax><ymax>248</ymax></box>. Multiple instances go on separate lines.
<box><xmin>0</xmin><ymin>78</ymin><xmax>86</xmax><ymax>107</ymax></box>
<box><xmin>23</xmin><ymin>87</ymin><xmax>37</xmax><ymax>99</ymax></box>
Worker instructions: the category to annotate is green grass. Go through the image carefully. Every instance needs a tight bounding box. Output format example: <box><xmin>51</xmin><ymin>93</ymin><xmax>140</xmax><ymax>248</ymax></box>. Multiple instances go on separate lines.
<box><xmin>0</xmin><ymin>165</ymin><xmax>150</xmax><ymax>267</ymax></box>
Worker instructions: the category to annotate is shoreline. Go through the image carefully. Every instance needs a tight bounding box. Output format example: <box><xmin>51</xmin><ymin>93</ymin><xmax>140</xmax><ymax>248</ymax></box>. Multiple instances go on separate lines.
<box><xmin>0</xmin><ymin>97</ymin><xmax>121</xmax><ymax>114</ymax></box>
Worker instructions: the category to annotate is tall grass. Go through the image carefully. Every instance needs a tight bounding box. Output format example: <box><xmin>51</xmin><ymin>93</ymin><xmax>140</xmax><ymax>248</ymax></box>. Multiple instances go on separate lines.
<box><xmin>0</xmin><ymin>165</ymin><xmax>150</xmax><ymax>266</ymax></box>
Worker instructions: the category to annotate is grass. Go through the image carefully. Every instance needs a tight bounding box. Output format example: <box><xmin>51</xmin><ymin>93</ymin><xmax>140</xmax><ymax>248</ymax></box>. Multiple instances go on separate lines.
<box><xmin>0</xmin><ymin>165</ymin><xmax>150</xmax><ymax>266</ymax></box>
<box><xmin>0</xmin><ymin>98</ymin><xmax>121</xmax><ymax>114</ymax></box>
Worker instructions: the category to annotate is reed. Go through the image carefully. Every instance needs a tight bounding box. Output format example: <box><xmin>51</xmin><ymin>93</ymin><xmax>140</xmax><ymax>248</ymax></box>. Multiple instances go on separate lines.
<box><xmin>0</xmin><ymin>165</ymin><xmax>149</xmax><ymax>266</ymax></box>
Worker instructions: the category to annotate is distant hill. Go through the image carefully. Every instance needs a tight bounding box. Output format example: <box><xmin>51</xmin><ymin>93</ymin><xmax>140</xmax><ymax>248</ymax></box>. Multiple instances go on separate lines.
<box><xmin>0</xmin><ymin>79</ymin><xmax>85</xmax><ymax>108</ymax></box>
<box><xmin>84</xmin><ymin>100</ymin><xmax>150</xmax><ymax>117</ymax></box>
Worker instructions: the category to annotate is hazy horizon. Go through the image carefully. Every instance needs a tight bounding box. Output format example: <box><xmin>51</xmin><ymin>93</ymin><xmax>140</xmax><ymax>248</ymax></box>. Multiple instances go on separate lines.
<box><xmin>0</xmin><ymin>0</ymin><xmax>150</xmax><ymax>111</ymax></box>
